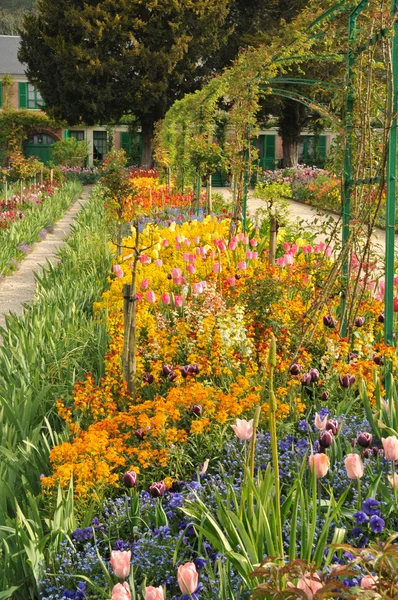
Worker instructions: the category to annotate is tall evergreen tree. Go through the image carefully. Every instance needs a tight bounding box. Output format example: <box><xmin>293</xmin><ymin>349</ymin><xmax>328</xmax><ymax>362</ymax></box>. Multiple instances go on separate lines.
<box><xmin>19</xmin><ymin>0</ymin><xmax>230</xmax><ymax>166</ymax></box>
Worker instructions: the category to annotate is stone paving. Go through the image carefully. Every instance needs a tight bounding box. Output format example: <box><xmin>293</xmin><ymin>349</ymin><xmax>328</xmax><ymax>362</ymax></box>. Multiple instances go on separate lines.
<box><xmin>0</xmin><ymin>186</ymin><xmax>92</xmax><ymax>334</ymax></box>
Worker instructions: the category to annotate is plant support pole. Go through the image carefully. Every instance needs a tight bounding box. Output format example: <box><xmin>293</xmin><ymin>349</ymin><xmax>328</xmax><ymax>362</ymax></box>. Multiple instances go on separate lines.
<box><xmin>384</xmin><ymin>0</ymin><xmax>398</xmax><ymax>394</ymax></box>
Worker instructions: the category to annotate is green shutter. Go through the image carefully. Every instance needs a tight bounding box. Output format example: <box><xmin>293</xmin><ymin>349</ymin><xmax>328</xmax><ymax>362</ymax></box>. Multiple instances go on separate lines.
<box><xmin>18</xmin><ymin>82</ymin><xmax>27</xmax><ymax>109</ymax></box>
<box><xmin>318</xmin><ymin>135</ymin><xmax>327</xmax><ymax>158</ymax></box>
<box><xmin>64</xmin><ymin>129</ymin><xmax>70</xmax><ymax>139</ymax></box>
<box><xmin>120</xmin><ymin>131</ymin><xmax>132</xmax><ymax>153</ymax></box>
<box><xmin>263</xmin><ymin>134</ymin><xmax>276</xmax><ymax>170</ymax></box>
<box><xmin>0</xmin><ymin>82</ymin><xmax>2</xmax><ymax>108</ymax></box>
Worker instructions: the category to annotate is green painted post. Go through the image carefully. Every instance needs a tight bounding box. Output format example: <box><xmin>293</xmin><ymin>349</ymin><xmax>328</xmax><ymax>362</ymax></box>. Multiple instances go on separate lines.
<box><xmin>181</xmin><ymin>121</ymin><xmax>186</xmax><ymax>193</ymax></box>
<box><xmin>340</xmin><ymin>0</ymin><xmax>369</xmax><ymax>336</ymax></box>
<box><xmin>384</xmin><ymin>0</ymin><xmax>398</xmax><ymax>394</ymax></box>
<box><xmin>242</xmin><ymin>145</ymin><xmax>249</xmax><ymax>233</ymax></box>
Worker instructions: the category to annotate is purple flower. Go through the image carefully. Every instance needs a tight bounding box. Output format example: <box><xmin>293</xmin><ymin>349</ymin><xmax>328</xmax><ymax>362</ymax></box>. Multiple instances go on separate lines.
<box><xmin>298</xmin><ymin>419</ymin><xmax>308</xmax><ymax>431</ymax></box>
<box><xmin>357</xmin><ymin>432</ymin><xmax>372</xmax><ymax>448</ymax></box>
<box><xmin>339</xmin><ymin>374</ymin><xmax>356</xmax><ymax>388</ymax></box>
<box><xmin>354</xmin><ymin>316</ymin><xmax>365</xmax><ymax>327</ymax></box>
<box><xmin>323</xmin><ymin>315</ymin><xmax>335</xmax><ymax>328</ymax></box>
<box><xmin>319</xmin><ymin>430</ymin><xmax>334</xmax><ymax>449</ymax></box>
<box><xmin>362</xmin><ymin>498</ymin><xmax>380</xmax><ymax>516</ymax></box>
<box><xmin>289</xmin><ymin>363</ymin><xmax>300</xmax><ymax>375</ymax></box>
<box><xmin>149</xmin><ymin>481</ymin><xmax>167</xmax><ymax>497</ymax></box>
<box><xmin>353</xmin><ymin>511</ymin><xmax>367</xmax><ymax>524</ymax></box>
<box><xmin>369</xmin><ymin>514</ymin><xmax>385</xmax><ymax>533</ymax></box>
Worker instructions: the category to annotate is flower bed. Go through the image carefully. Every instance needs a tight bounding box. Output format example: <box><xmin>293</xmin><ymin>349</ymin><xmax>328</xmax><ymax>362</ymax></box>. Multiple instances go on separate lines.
<box><xmin>0</xmin><ymin>180</ymin><xmax>82</xmax><ymax>277</ymax></box>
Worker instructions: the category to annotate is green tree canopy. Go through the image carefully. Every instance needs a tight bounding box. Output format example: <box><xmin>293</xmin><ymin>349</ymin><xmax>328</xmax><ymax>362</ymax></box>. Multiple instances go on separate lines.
<box><xmin>19</xmin><ymin>0</ymin><xmax>231</xmax><ymax>167</ymax></box>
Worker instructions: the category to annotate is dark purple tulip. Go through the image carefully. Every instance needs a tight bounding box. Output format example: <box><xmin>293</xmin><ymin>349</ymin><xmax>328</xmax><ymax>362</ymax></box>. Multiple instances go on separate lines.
<box><xmin>289</xmin><ymin>363</ymin><xmax>300</xmax><ymax>376</ymax></box>
<box><xmin>323</xmin><ymin>315</ymin><xmax>335</xmax><ymax>328</ymax></box>
<box><xmin>339</xmin><ymin>374</ymin><xmax>356</xmax><ymax>388</ymax></box>
<box><xmin>167</xmin><ymin>273</ymin><xmax>173</xmax><ymax>280</ymax></box>
<box><xmin>354</xmin><ymin>316</ymin><xmax>365</xmax><ymax>327</ymax></box>
<box><xmin>362</xmin><ymin>448</ymin><xmax>372</xmax><ymax>459</ymax></box>
<box><xmin>123</xmin><ymin>471</ymin><xmax>138</xmax><ymax>488</ymax></box>
<box><xmin>168</xmin><ymin>372</ymin><xmax>177</xmax><ymax>382</ymax></box>
<box><xmin>189</xmin><ymin>364</ymin><xmax>200</xmax><ymax>375</ymax></box>
<box><xmin>301</xmin><ymin>372</ymin><xmax>313</xmax><ymax>386</ymax></box>
<box><xmin>190</xmin><ymin>404</ymin><xmax>203</xmax><ymax>416</ymax></box>
<box><xmin>319</xmin><ymin>430</ymin><xmax>334</xmax><ymax>448</ymax></box>
<box><xmin>357</xmin><ymin>432</ymin><xmax>373</xmax><ymax>448</ymax></box>
<box><xmin>135</xmin><ymin>429</ymin><xmax>146</xmax><ymax>440</ymax></box>
<box><xmin>309</xmin><ymin>368</ymin><xmax>319</xmax><ymax>383</ymax></box>
<box><xmin>348</xmin><ymin>352</ymin><xmax>358</xmax><ymax>362</ymax></box>
<box><xmin>149</xmin><ymin>481</ymin><xmax>167</xmax><ymax>497</ymax></box>
<box><xmin>321</xmin><ymin>391</ymin><xmax>330</xmax><ymax>401</ymax></box>
<box><xmin>162</xmin><ymin>364</ymin><xmax>174</xmax><ymax>376</ymax></box>
<box><xmin>373</xmin><ymin>354</ymin><xmax>384</xmax><ymax>366</ymax></box>
<box><xmin>143</xmin><ymin>373</ymin><xmax>154</xmax><ymax>384</ymax></box>
<box><xmin>373</xmin><ymin>446</ymin><xmax>382</xmax><ymax>457</ymax></box>
<box><xmin>378</xmin><ymin>313</ymin><xmax>385</xmax><ymax>323</ymax></box>
<box><xmin>180</xmin><ymin>366</ymin><xmax>190</xmax><ymax>378</ymax></box>
<box><xmin>326</xmin><ymin>419</ymin><xmax>339</xmax><ymax>436</ymax></box>
<box><xmin>235</xmin><ymin>274</ymin><xmax>241</xmax><ymax>280</ymax></box>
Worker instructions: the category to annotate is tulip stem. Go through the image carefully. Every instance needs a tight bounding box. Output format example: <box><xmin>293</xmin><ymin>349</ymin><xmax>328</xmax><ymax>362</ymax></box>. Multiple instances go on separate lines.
<box><xmin>357</xmin><ymin>478</ymin><xmax>362</xmax><ymax>511</ymax></box>
<box><xmin>393</xmin><ymin>460</ymin><xmax>397</xmax><ymax>504</ymax></box>
<box><xmin>248</xmin><ymin>405</ymin><xmax>261</xmax><ymax>516</ymax></box>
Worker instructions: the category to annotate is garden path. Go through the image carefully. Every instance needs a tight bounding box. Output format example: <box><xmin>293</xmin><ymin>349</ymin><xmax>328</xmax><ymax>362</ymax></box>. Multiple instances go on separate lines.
<box><xmin>218</xmin><ymin>187</ymin><xmax>397</xmax><ymax>256</ymax></box>
<box><xmin>0</xmin><ymin>185</ymin><xmax>92</xmax><ymax>336</ymax></box>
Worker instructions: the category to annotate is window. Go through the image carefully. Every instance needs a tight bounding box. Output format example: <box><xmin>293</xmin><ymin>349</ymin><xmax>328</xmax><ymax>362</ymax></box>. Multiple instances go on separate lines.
<box><xmin>93</xmin><ymin>131</ymin><xmax>107</xmax><ymax>162</ymax></box>
<box><xmin>26</xmin><ymin>134</ymin><xmax>56</xmax><ymax>146</ymax></box>
<box><xmin>70</xmin><ymin>130</ymin><xmax>85</xmax><ymax>141</ymax></box>
<box><xmin>27</xmin><ymin>84</ymin><xmax>44</xmax><ymax>109</ymax></box>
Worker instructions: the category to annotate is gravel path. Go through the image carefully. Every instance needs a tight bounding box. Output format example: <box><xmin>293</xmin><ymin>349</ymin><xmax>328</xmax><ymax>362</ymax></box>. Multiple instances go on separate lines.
<box><xmin>217</xmin><ymin>187</ymin><xmax>396</xmax><ymax>255</ymax></box>
<box><xmin>0</xmin><ymin>185</ymin><xmax>92</xmax><ymax>333</ymax></box>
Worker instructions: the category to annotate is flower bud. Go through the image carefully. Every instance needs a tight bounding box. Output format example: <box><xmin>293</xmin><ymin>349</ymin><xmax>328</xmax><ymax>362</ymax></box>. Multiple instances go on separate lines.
<box><xmin>373</xmin><ymin>354</ymin><xmax>383</xmax><ymax>366</ymax></box>
<box><xmin>344</xmin><ymin>453</ymin><xmax>364</xmax><ymax>479</ymax></box>
<box><xmin>348</xmin><ymin>352</ymin><xmax>358</xmax><ymax>362</ymax></box>
<box><xmin>339</xmin><ymin>374</ymin><xmax>356</xmax><ymax>388</ymax></box>
<box><xmin>190</xmin><ymin>404</ymin><xmax>202</xmax><ymax>416</ymax></box>
<box><xmin>301</xmin><ymin>372</ymin><xmax>313</xmax><ymax>386</ymax></box>
<box><xmin>323</xmin><ymin>315</ymin><xmax>335</xmax><ymax>328</ymax></box>
<box><xmin>289</xmin><ymin>363</ymin><xmax>300</xmax><ymax>375</ymax></box>
<box><xmin>381</xmin><ymin>435</ymin><xmax>398</xmax><ymax>460</ymax></box>
<box><xmin>362</xmin><ymin>448</ymin><xmax>372</xmax><ymax>459</ymax></box>
<box><xmin>143</xmin><ymin>373</ymin><xmax>154</xmax><ymax>384</ymax></box>
<box><xmin>123</xmin><ymin>471</ymin><xmax>137</xmax><ymax>488</ymax></box>
<box><xmin>149</xmin><ymin>481</ymin><xmax>167</xmax><ymax>497</ymax></box>
<box><xmin>325</xmin><ymin>419</ymin><xmax>338</xmax><ymax>435</ymax></box>
<box><xmin>135</xmin><ymin>429</ymin><xmax>145</xmax><ymax>440</ymax></box>
<box><xmin>378</xmin><ymin>313</ymin><xmax>385</xmax><ymax>323</ymax></box>
<box><xmin>309</xmin><ymin>453</ymin><xmax>330</xmax><ymax>478</ymax></box>
<box><xmin>180</xmin><ymin>366</ymin><xmax>190</xmax><ymax>378</ymax></box>
<box><xmin>357</xmin><ymin>432</ymin><xmax>372</xmax><ymax>448</ymax></box>
<box><xmin>162</xmin><ymin>364</ymin><xmax>174</xmax><ymax>376</ymax></box>
<box><xmin>319</xmin><ymin>430</ymin><xmax>334</xmax><ymax>448</ymax></box>
<box><xmin>321</xmin><ymin>391</ymin><xmax>330</xmax><ymax>401</ymax></box>
<box><xmin>309</xmin><ymin>368</ymin><xmax>319</xmax><ymax>383</ymax></box>
<box><xmin>354</xmin><ymin>316</ymin><xmax>365</xmax><ymax>327</ymax></box>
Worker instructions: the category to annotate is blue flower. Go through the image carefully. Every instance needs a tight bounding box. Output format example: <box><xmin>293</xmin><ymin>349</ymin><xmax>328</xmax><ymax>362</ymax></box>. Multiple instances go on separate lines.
<box><xmin>354</xmin><ymin>511</ymin><xmax>368</xmax><ymax>525</ymax></box>
<box><xmin>298</xmin><ymin>420</ymin><xmax>308</xmax><ymax>431</ymax></box>
<box><xmin>369</xmin><ymin>515</ymin><xmax>385</xmax><ymax>533</ymax></box>
<box><xmin>194</xmin><ymin>557</ymin><xmax>207</xmax><ymax>571</ymax></box>
<box><xmin>362</xmin><ymin>498</ymin><xmax>380</xmax><ymax>516</ymax></box>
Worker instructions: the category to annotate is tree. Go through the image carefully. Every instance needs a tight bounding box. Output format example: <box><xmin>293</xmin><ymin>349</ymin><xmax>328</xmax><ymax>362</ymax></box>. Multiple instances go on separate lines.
<box><xmin>19</xmin><ymin>0</ymin><xmax>230</xmax><ymax>167</ymax></box>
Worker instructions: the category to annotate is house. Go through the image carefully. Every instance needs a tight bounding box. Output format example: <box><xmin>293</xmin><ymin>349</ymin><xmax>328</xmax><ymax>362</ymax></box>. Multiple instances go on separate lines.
<box><xmin>0</xmin><ymin>35</ymin><xmax>135</xmax><ymax>166</ymax></box>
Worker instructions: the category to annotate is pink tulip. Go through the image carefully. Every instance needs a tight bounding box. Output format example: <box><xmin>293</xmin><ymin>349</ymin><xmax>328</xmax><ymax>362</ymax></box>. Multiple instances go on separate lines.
<box><xmin>296</xmin><ymin>574</ymin><xmax>323</xmax><ymax>599</ymax></box>
<box><xmin>177</xmin><ymin>563</ymin><xmax>199</xmax><ymax>595</ymax></box>
<box><xmin>176</xmin><ymin>235</ymin><xmax>182</xmax><ymax>244</ymax></box>
<box><xmin>314</xmin><ymin>413</ymin><xmax>327</xmax><ymax>430</ymax></box>
<box><xmin>209</xmin><ymin>249</ymin><xmax>216</xmax><ymax>259</ymax></box>
<box><xmin>112</xmin><ymin>582</ymin><xmax>131</xmax><ymax>600</ymax></box>
<box><xmin>344</xmin><ymin>453</ymin><xmax>364</xmax><ymax>479</ymax></box>
<box><xmin>283</xmin><ymin>242</ymin><xmax>291</xmax><ymax>252</ymax></box>
<box><xmin>302</xmin><ymin>245</ymin><xmax>313</xmax><ymax>254</ymax></box>
<box><xmin>251</xmin><ymin>251</ymin><xmax>258</xmax><ymax>260</ymax></box>
<box><xmin>183</xmin><ymin>253</ymin><xmax>190</xmax><ymax>262</ymax></box>
<box><xmin>228</xmin><ymin>240</ymin><xmax>237</xmax><ymax>250</ymax></box>
<box><xmin>155</xmin><ymin>259</ymin><xmax>163</xmax><ymax>267</ymax></box>
<box><xmin>231</xmin><ymin>418</ymin><xmax>253</xmax><ymax>440</ymax></box>
<box><xmin>242</xmin><ymin>235</ymin><xmax>249</xmax><ymax>245</ymax></box>
<box><xmin>318</xmin><ymin>241</ymin><xmax>326</xmax><ymax>251</ymax></box>
<box><xmin>249</xmin><ymin>238</ymin><xmax>258</xmax><ymax>247</ymax></box>
<box><xmin>146</xmin><ymin>291</ymin><xmax>156</xmax><ymax>303</ymax></box>
<box><xmin>276</xmin><ymin>257</ymin><xmax>285</xmax><ymax>266</ymax></box>
<box><xmin>200</xmin><ymin>458</ymin><xmax>210</xmax><ymax>475</ymax></box>
<box><xmin>193</xmin><ymin>282</ymin><xmax>203</xmax><ymax>294</ymax></box>
<box><xmin>140</xmin><ymin>279</ymin><xmax>149</xmax><ymax>290</ymax></box>
<box><xmin>325</xmin><ymin>246</ymin><xmax>333</xmax><ymax>258</ymax></box>
<box><xmin>174</xmin><ymin>295</ymin><xmax>183</xmax><ymax>307</ymax></box>
<box><xmin>226</xmin><ymin>276</ymin><xmax>236</xmax><ymax>286</ymax></box>
<box><xmin>387</xmin><ymin>473</ymin><xmax>398</xmax><ymax>490</ymax></box>
<box><xmin>237</xmin><ymin>261</ymin><xmax>247</xmax><ymax>270</ymax></box>
<box><xmin>213</xmin><ymin>263</ymin><xmax>221</xmax><ymax>274</ymax></box>
<box><xmin>145</xmin><ymin>586</ymin><xmax>164</xmax><ymax>600</ymax></box>
<box><xmin>194</xmin><ymin>236</ymin><xmax>200</xmax><ymax>244</ymax></box>
<box><xmin>171</xmin><ymin>267</ymin><xmax>181</xmax><ymax>278</ymax></box>
<box><xmin>173</xmin><ymin>276</ymin><xmax>184</xmax><ymax>285</ymax></box>
<box><xmin>110</xmin><ymin>550</ymin><xmax>131</xmax><ymax>579</ymax></box>
<box><xmin>199</xmin><ymin>246</ymin><xmax>207</xmax><ymax>257</ymax></box>
<box><xmin>161</xmin><ymin>293</ymin><xmax>171</xmax><ymax>305</ymax></box>
<box><xmin>382</xmin><ymin>436</ymin><xmax>398</xmax><ymax>460</ymax></box>
<box><xmin>187</xmin><ymin>264</ymin><xmax>196</xmax><ymax>274</ymax></box>
<box><xmin>184</xmin><ymin>238</ymin><xmax>191</xmax><ymax>246</ymax></box>
<box><xmin>113</xmin><ymin>265</ymin><xmax>124</xmax><ymax>278</ymax></box>
<box><xmin>237</xmin><ymin>233</ymin><xmax>245</xmax><ymax>242</ymax></box>
<box><xmin>245</xmin><ymin>250</ymin><xmax>253</xmax><ymax>260</ymax></box>
<box><xmin>360</xmin><ymin>575</ymin><xmax>378</xmax><ymax>589</ymax></box>
<box><xmin>290</xmin><ymin>244</ymin><xmax>299</xmax><ymax>255</ymax></box>
<box><xmin>162</xmin><ymin>239</ymin><xmax>169</xmax><ymax>247</ymax></box>
<box><xmin>309</xmin><ymin>454</ymin><xmax>330</xmax><ymax>478</ymax></box>
<box><xmin>139</xmin><ymin>255</ymin><xmax>151</xmax><ymax>264</ymax></box>
<box><xmin>284</xmin><ymin>253</ymin><xmax>294</xmax><ymax>266</ymax></box>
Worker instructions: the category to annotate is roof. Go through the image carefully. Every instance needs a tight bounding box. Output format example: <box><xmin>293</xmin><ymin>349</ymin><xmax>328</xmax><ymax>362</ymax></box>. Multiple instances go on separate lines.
<box><xmin>0</xmin><ymin>35</ymin><xmax>26</xmax><ymax>76</ymax></box>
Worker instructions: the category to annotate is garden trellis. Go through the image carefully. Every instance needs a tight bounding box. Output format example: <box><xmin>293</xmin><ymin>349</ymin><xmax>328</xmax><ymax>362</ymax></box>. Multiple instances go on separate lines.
<box><xmin>156</xmin><ymin>0</ymin><xmax>398</xmax><ymax>358</ymax></box>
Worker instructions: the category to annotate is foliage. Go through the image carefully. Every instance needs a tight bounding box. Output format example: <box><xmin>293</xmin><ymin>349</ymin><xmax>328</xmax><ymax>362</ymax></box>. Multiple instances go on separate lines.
<box><xmin>0</xmin><ymin>8</ymin><xmax>29</xmax><ymax>34</ymax></box>
<box><xmin>0</xmin><ymin>185</ymin><xmax>113</xmax><ymax>598</ymax></box>
<box><xmin>51</xmin><ymin>138</ymin><xmax>89</xmax><ymax>167</ymax></box>
<box><xmin>189</xmin><ymin>135</ymin><xmax>225</xmax><ymax>179</ymax></box>
<box><xmin>8</xmin><ymin>151</ymin><xmax>43</xmax><ymax>180</ymax></box>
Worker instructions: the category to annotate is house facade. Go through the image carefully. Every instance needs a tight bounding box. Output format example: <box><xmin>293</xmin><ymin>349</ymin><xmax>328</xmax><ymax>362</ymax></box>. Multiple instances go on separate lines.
<box><xmin>0</xmin><ymin>35</ymin><xmax>133</xmax><ymax>167</ymax></box>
